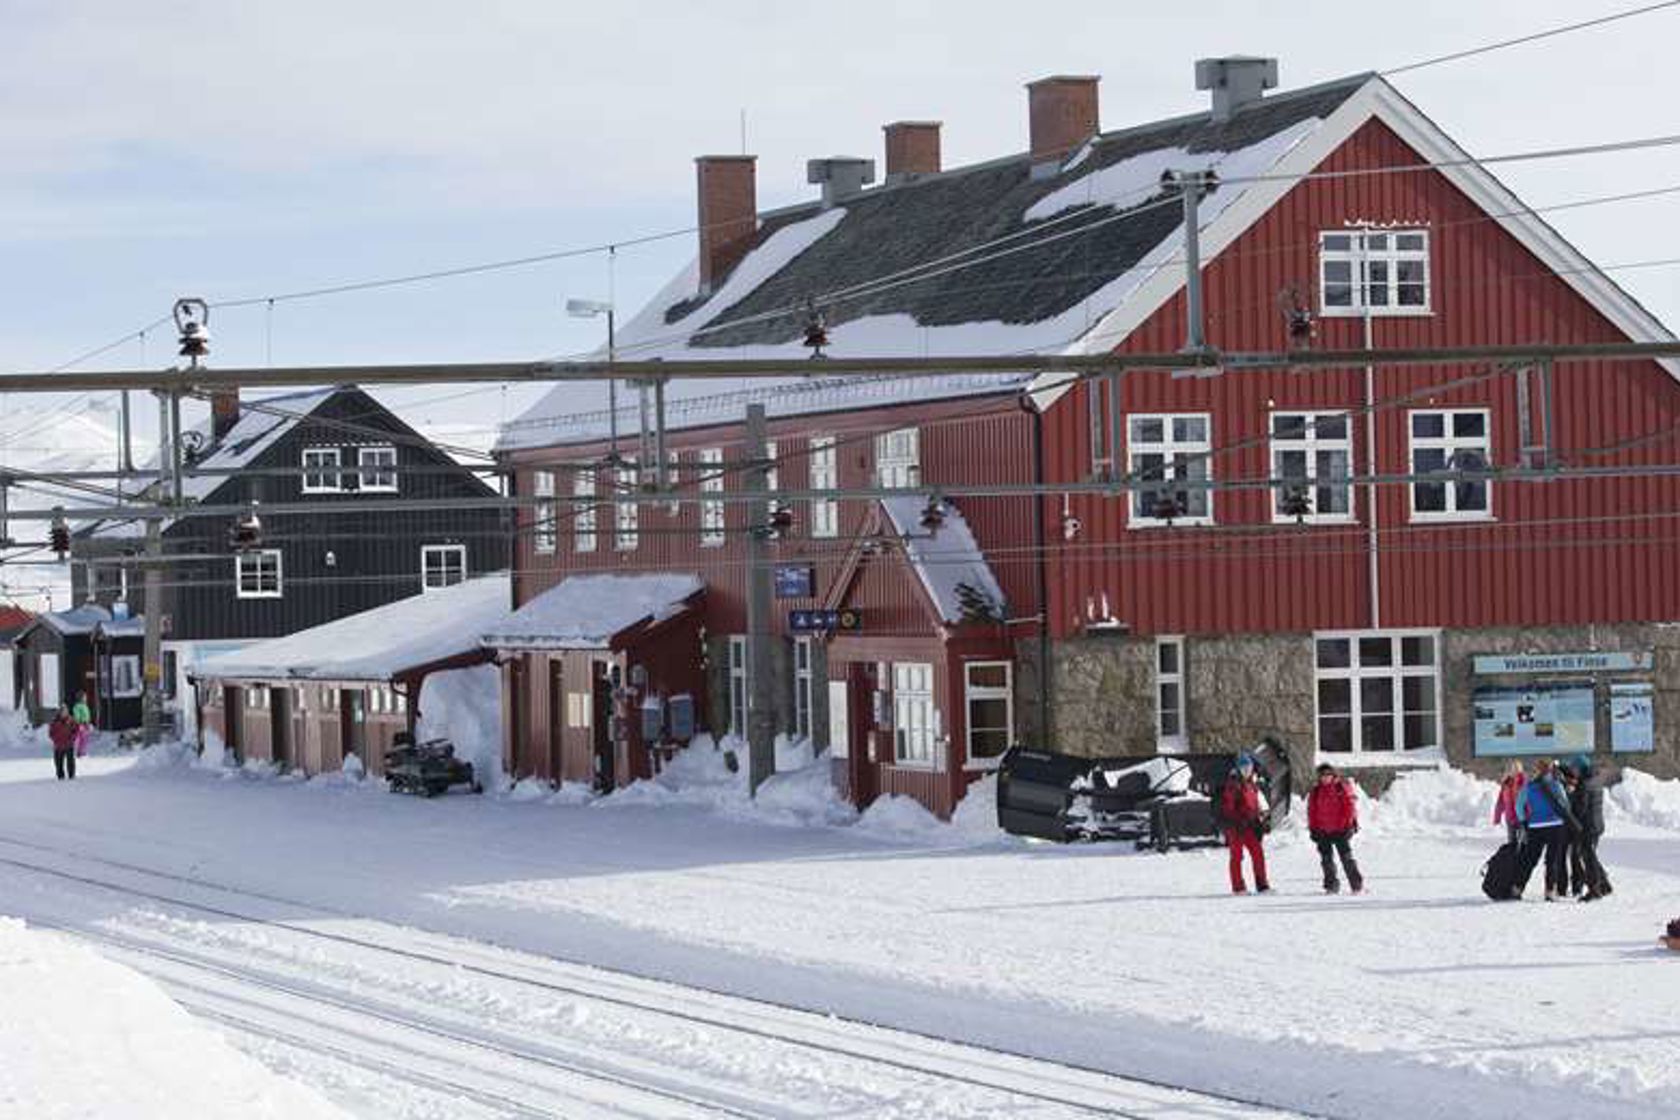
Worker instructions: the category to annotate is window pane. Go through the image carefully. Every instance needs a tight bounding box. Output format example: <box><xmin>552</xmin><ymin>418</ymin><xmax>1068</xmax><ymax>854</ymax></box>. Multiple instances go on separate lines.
<box><xmin>1365</xmin><ymin>233</ymin><xmax>1389</xmax><ymax>251</ymax></box>
<box><xmin>1322</xmin><ymin>234</ymin><xmax>1352</xmax><ymax>252</ymax></box>
<box><xmin>1173</xmin><ymin>416</ymin><xmax>1208</xmax><ymax>443</ymax></box>
<box><xmin>1412</xmin><ymin>413</ymin><xmax>1444</xmax><ymax>439</ymax></box>
<box><xmin>1358</xmin><ymin>637</ymin><xmax>1393</xmax><ymax>667</ymax></box>
<box><xmin>1318</xmin><ymin>678</ymin><xmax>1351</xmax><ymax>715</ymax></box>
<box><xmin>1130</xmin><ymin>417</ymin><xmax>1164</xmax><ymax>444</ymax></box>
<box><xmin>1456</xmin><ymin>480</ymin><xmax>1489</xmax><ymax>512</ymax></box>
<box><xmin>1361</xmin><ymin>715</ymin><xmax>1395</xmax><ymax>752</ymax></box>
<box><xmin>970</xmin><ymin>697</ymin><xmax>1010</xmax><ymax>732</ymax></box>
<box><xmin>1360</xmin><ymin>677</ymin><xmax>1394</xmax><ymax>713</ymax></box>
<box><xmin>971</xmin><ymin>729</ymin><xmax>1011</xmax><ymax>760</ymax></box>
<box><xmin>1398</xmin><ymin>283</ymin><xmax>1427</xmax><ymax>307</ymax></box>
<box><xmin>1160</xmin><ymin>710</ymin><xmax>1181</xmax><ymax>738</ymax></box>
<box><xmin>1404</xmin><ymin>714</ymin><xmax>1439</xmax><ymax>749</ymax></box>
<box><xmin>1324</xmin><ymin>281</ymin><xmax>1353</xmax><ymax>308</ymax></box>
<box><xmin>1402</xmin><ymin>675</ymin><xmax>1436</xmax><ymax>713</ymax></box>
<box><xmin>1276</xmin><ymin>449</ymin><xmax>1308</xmax><ymax>479</ymax></box>
<box><xmin>1319</xmin><ymin>716</ymin><xmax>1352</xmax><ymax>752</ymax></box>
<box><xmin>1159</xmin><ymin>681</ymin><xmax>1181</xmax><ymax>716</ymax></box>
<box><xmin>1415</xmin><ymin>482</ymin><xmax>1447</xmax><ymax>512</ymax></box>
<box><xmin>1157</xmin><ymin>642</ymin><xmax>1179</xmax><ymax>675</ymax></box>
<box><xmin>1395</xmin><ymin>233</ymin><xmax>1426</xmax><ymax>251</ymax></box>
<box><xmin>1316</xmin><ymin>639</ymin><xmax>1351</xmax><ymax>669</ymax></box>
<box><xmin>1452</xmin><ymin>412</ymin><xmax>1487</xmax><ymax>439</ymax></box>
<box><xmin>969</xmin><ymin>664</ymin><xmax>1008</xmax><ymax>689</ymax></box>
<box><xmin>1315</xmin><ymin>415</ymin><xmax>1348</xmax><ymax>440</ymax></box>
<box><xmin>1401</xmin><ymin>635</ymin><xmax>1435</xmax><ymax>666</ymax></box>
<box><xmin>1273</xmin><ymin>414</ymin><xmax>1307</xmax><ymax>440</ymax></box>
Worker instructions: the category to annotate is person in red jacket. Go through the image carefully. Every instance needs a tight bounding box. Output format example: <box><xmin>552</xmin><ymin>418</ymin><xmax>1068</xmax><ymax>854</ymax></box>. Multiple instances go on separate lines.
<box><xmin>1218</xmin><ymin>754</ymin><xmax>1271</xmax><ymax>894</ymax></box>
<box><xmin>47</xmin><ymin>705</ymin><xmax>77</xmax><ymax>781</ymax></box>
<box><xmin>1491</xmin><ymin>759</ymin><xmax>1526</xmax><ymax>845</ymax></box>
<box><xmin>1307</xmin><ymin>762</ymin><xmax>1364</xmax><ymax>894</ymax></box>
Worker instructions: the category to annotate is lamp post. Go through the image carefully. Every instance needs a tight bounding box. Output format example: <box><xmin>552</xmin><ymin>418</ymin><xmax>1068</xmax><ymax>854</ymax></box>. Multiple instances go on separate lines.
<box><xmin>565</xmin><ymin>298</ymin><xmax>618</xmax><ymax>461</ymax></box>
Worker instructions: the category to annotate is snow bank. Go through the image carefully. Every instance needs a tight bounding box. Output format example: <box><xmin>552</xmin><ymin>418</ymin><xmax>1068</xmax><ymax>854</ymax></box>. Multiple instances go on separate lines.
<box><xmin>0</xmin><ymin>917</ymin><xmax>349</xmax><ymax>1119</ymax></box>
<box><xmin>1363</xmin><ymin>765</ymin><xmax>1492</xmax><ymax>835</ymax></box>
<box><xmin>416</xmin><ymin>664</ymin><xmax>506</xmax><ymax>793</ymax></box>
<box><xmin>601</xmin><ymin>737</ymin><xmax>859</xmax><ymax>830</ymax></box>
<box><xmin>1606</xmin><ymin>768</ymin><xmax>1680</xmax><ymax>831</ymax></box>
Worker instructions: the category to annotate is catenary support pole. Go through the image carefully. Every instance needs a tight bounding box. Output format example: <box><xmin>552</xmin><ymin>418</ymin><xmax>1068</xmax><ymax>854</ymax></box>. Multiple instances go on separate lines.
<box><xmin>140</xmin><ymin>390</ymin><xmax>171</xmax><ymax>748</ymax></box>
<box><xmin>744</xmin><ymin>403</ymin><xmax>776</xmax><ymax>797</ymax></box>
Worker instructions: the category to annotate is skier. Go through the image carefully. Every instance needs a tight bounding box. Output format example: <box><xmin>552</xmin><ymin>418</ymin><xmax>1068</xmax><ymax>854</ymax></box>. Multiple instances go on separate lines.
<box><xmin>1567</xmin><ymin>754</ymin><xmax>1613</xmax><ymax>901</ymax></box>
<box><xmin>1492</xmin><ymin>759</ymin><xmax>1527</xmax><ymax>844</ymax></box>
<box><xmin>1218</xmin><ymin>753</ymin><xmax>1271</xmax><ymax>895</ymax></box>
<box><xmin>1307</xmin><ymin>762</ymin><xmax>1364</xmax><ymax>894</ymax></box>
<box><xmin>1512</xmin><ymin>758</ymin><xmax>1579</xmax><ymax>900</ymax></box>
<box><xmin>48</xmin><ymin>705</ymin><xmax>77</xmax><ymax>781</ymax></box>
<box><xmin>71</xmin><ymin>690</ymin><xmax>93</xmax><ymax>757</ymax></box>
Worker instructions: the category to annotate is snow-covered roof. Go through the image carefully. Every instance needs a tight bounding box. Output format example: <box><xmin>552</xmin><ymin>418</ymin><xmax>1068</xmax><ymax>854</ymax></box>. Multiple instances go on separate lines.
<box><xmin>33</xmin><ymin>604</ymin><xmax>114</xmax><ymax>637</ymax></box>
<box><xmin>498</xmin><ymin>76</ymin><xmax>1363</xmax><ymax>452</ymax></box>
<box><xmin>97</xmin><ymin>617</ymin><xmax>147</xmax><ymax>639</ymax></box>
<box><xmin>481</xmin><ymin>573</ymin><xmax>703</xmax><ymax>651</ymax></box>
<box><xmin>879</xmin><ymin>498</ymin><xmax>1006</xmax><ymax>625</ymax></box>
<box><xmin>194</xmin><ymin>573</ymin><xmax>511</xmax><ymax>682</ymax></box>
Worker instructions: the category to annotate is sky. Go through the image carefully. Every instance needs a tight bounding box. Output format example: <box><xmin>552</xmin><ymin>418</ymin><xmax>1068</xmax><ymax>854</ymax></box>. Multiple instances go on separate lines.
<box><xmin>2</xmin><ymin>1</ymin><xmax>1679</xmax><ymax>480</ymax></box>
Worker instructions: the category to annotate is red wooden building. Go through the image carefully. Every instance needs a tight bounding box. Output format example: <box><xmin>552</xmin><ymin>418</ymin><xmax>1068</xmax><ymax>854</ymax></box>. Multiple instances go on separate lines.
<box><xmin>498</xmin><ymin>57</ymin><xmax>1680</xmax><ymax>815</ymax></box>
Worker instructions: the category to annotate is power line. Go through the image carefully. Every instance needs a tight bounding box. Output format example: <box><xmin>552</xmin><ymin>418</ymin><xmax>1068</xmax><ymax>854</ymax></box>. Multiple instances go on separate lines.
<box><xmin>1382</xmin><ymin>1</ymin><xmax>1680</xmax><ymax>77</ymax></box>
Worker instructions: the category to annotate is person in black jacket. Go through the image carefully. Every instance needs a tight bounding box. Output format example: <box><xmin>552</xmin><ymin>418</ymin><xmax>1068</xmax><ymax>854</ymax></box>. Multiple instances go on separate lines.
<box><xmin>1566</xmin><ymin>754</ymin><xmax>1613</xmax><ymax>901</ymax></box>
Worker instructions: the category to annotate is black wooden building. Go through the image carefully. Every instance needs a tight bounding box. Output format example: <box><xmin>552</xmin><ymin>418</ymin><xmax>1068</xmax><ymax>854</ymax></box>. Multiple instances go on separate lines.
<box><xmin>12</xmin><ymin>604</ymin><xmax>147</xmax><ymax>729</ymax></box>
<box><xmin>72</xmin><ymin>386</ymin><xmax>509</xmax><ymax>730</ymax></box>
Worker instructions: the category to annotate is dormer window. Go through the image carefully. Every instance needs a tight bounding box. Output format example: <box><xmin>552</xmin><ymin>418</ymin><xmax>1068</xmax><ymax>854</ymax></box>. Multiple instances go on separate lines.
<box><xmin>301</xmin><ymin>448</ymin><xmax>342</xmax><ymax>493</ymax></box>
<box><xmin>358</xmin><ymin>446</ymin><xmax>397</xmax><ymax>492</ymax></box>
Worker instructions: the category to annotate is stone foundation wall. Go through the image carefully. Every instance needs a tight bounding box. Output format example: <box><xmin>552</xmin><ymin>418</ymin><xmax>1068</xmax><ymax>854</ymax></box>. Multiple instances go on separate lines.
<box><xmin>1047</xmin><ymin>635</ymin><xmax>1155</xmax><ymax>757</ymax></box>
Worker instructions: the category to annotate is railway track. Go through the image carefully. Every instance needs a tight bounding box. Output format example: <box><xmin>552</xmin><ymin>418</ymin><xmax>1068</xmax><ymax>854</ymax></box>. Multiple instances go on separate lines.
<box><xmin>0</xmin><ymin>832</ymin><xmax>1301</xmax><ymax>1119</ymax></box>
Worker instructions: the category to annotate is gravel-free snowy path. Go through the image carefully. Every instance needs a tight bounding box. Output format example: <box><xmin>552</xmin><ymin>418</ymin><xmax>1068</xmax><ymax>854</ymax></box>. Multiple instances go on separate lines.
<box><xmin>1</xmin><ymin>734</ymin><xmax>1676</xmax><ymax>1119</ymax></box>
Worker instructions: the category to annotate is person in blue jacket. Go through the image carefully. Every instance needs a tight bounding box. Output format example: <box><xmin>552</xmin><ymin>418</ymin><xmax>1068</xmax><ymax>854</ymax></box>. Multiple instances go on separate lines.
<box><xmin>1511</xmin><ymin>758</ymin><xmax>1580</xmax><ymax>900</ymax></box>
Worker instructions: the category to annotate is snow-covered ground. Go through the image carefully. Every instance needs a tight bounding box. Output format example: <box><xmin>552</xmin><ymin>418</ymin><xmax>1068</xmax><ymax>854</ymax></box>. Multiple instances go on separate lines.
<box><xmin>1</xmin><ymin>716</ymin><xmax>1677</xmax><ymax>1119</ymax></box>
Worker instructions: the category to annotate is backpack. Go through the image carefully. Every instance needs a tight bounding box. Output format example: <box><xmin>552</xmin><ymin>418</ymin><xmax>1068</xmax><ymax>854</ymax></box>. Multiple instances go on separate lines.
<box><xmin>1209</xmin><ymin>772</ymin><xmax>1238</xmax><ymax>829</ymax></box>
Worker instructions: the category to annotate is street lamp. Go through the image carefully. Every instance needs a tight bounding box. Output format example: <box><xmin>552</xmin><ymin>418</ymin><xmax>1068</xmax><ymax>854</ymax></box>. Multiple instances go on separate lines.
<box><xmin>566</xmin><ymin>297</ymin><xmax>619</xmax><ymax>462</ymax></box>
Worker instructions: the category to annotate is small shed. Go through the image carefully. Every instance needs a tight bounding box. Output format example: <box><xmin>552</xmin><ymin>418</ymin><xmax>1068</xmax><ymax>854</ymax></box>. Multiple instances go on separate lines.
<box><xmin>192</xmin><ymin>573</ymin><xmax>511</xmax><ymax>773</ymax></box>
<box><xmin>12</xmin><ymin>603</ymin><xmax>147</xmax><ymax>730</ymax></box>
<box><xmin>483</xmin><ymin>573</ymin><xmax>706</xmax><ymax>791</ymax></box>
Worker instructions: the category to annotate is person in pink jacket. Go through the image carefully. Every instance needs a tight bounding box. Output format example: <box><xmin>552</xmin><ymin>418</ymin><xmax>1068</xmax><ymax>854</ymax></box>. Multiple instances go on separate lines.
<box><xmin>1492</xmin><ymin>760</ymin><xmax>1527</xmax><ymax>844</ymax></box>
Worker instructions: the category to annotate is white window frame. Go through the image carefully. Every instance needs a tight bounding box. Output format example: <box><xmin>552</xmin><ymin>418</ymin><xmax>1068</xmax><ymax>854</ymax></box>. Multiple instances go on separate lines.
<box><xmin>572</xmin><ymin>469</ymin><xmax>596</xmax><ymax>553</ymax></box>
<box><xmin>1155</xmin><ymin>637</ymin><xmax>1186</xmax><ymax>751</ymax></box>
<box><xmin>792</xmin><ymin>636</ymin><xmax>814</xmax><ymax>742</ymax></box>
<box><xmin>875</xmin><ymin>427</ymin><xmax>920</xmax><ymax>489</ymax></box>
<box><xmin>665</xmin><ymin>450</ymin><xmax>682</xmax><ymax>515</ymax></box>
<box><xmin>1313</xmin><ymin>630</ymin><xmax>1441</xmax><ymax>757</ymax></box>
<box><xmin>963</xmin><ymin>661</ymin><xmax>1013</xmax><ymax>770</ymax></box>
<box><xmin>301</xmin><ymin>447</ymin><xmax>342</xmax><ymax>494</ymax></box>
<box><xmin>1319</xmin><ymin>228</ymin><xmax>1431</xmax><ymax>316</ymax></box>
<box><xmin>38</xmin><ymin>653</ymin><xmax>61</xmax><ymax>709</ymax></box>
<box><xmin>1269</xmin><ymin>411</ymin><xmax>1354</xmax><ymax>524</ymax></box>
<box><xmin>109</xmin><ymin>654</ymin><xmax>142</xmax><ymax>699</ymax></box>
<box><xmin>699</xmin><ymin>448</ymin><xmax>725</xmax><ymax>547</ymax></box>
<box><xmin>421</xmin><ymin>544</ymin><xmax>467</xmax><ymax>591</ymax></box>
<box><xmin>235</xmin><ymin>549</ymin><xmax>283</xmax><ymax>599</ymax></box>
<box><xmin>726</xmin><ymin>635</ymin><xmax>748</xmax><ymax>737</ymax></box>
<box><xmin>809</xmin><ymin>436</ymin><xmax>838</xmax><ymax>539</ymax></box>
<box><xmin>533</xmin><ymin>470</ymin><xmax>557</xmax><ymax>555</ymax></box>
<box><xmin>614</xmin><ymin>463</ymin><xmax>639</xmax><ymax>550</ymax></box>
<box><xmin>357</xmin><ymin>445</ymin><xmax>397</xmax><ymax>492</ymax></box>
<box><xmin>1408</xmin><ymin>408</ymin><xmax>1493</xmax><ymax>522</ymax></box>
<box><xmin>892</xmin><ymin>661</ymin><xmax>937</xmax><ymax>768</ymax></box>
<box><xmin>1126</xmin><ymin>413</ymin><xmax>1213</xmax><ymax>527</ymax></box>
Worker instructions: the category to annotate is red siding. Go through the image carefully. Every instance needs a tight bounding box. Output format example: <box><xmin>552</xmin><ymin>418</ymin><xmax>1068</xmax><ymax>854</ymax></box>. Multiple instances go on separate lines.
<box><xmin>1045</xmin><ymin>118</ymin><xmax>1680</xmax><ymax>637</ymax></box>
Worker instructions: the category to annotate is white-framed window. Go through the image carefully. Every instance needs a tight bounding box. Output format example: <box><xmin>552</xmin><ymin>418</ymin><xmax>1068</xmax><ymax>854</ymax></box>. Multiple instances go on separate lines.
<box><xmin>301</xmin><ymin>447</ymin><xmax>342</xmax><ymax>493</ymax></box>
<box><xmin>1156</xmin><ymin>637</ymin><xmax>1186</xmax><ymax>751</ymax></box>
<box><xmin>892</xmin><ymin>661</ymin><xmax>936</xmax><ymax>767</ymax></box>
<box><xmin>38</xmin><ymin>653</ymin><xmax>61</xmax><ymax>709</ymax></box>
<box><xmin>357</xmin><ymin>445</ymin><xmax>397</xmax><ymax>492</ymax></box>
<box><xmin>763</xmin><ymin>440</ymin><xmax>779</xmax><ymax>494</ymax></box>
<box><xmin>1314</xmin><ymin>631</ymin><xmax>1440</xmax><ymax>756</ymax></box>
<box><xmin>615</xmin><ymin>463</ymin><xmax>639</xmax><ymax>550</ymax></box>
<box><xmin>963</xmin><ymin>661</ymin><xmax>1012</xmax><ymax>769</ymax></box>
<box><xmin>699</xmin><ymin>448</ymin><xmax>725</xmax><ymax>546</ymax></box>
<box><xmin>1270</xmin><ymin>412</ymin><xmax>1353</xmax><ymax>522</ymax></box>
<box><xmin>792</xmin><ymin>636</ymin><xmax>814</xmax><ymax>741</ymax></box>
<box><xmin>421</xmin><ymin>544</ymin><xmax>467</xmax><ymax>591</ymax></box>
<box><xmin>1127</xmin><ymin>414</ymin><xmax>1212</xmax><ymax>526</ymax></box>
<box><xmin>533</xmin><ymin>470</ymin><xmax>557</xmax><ymax>555</ymax></box>
<box><xmin>1319</xmin><ymin>228</ymin><xmax>1430</xmax><ymax>315</ymax></box>
<box><xmin>875</xmin><ymin>428</ymin><xmax>920</xmax><ymax>489</ymax></box>
<box><xmin>293</xmin><ymin>686</ymin><xmax>307</xmax><ymax>713</ymax></box>
<box><xmin>809</xmin><ymin>436</ymin><xmax>838</xmax><ymax>539</ymax></box>
<box><xmin>1409</xmin><ymin>409</ymin><xmax>1492</xmax><ymax>520</ymax></box>
<box><xmin>235</xmin><ymin>549</ymin><xmax>283</xmax><ymax>599</ymax></box>
<box><xmin>572</xmin><ymin>469</ymin><xmax>596</xmax><ymax>553</ymax></box>
<box><xmin>666</xmin><ymin>450</ymin><xmax>682</xmax><ymax>515</ymax></box>
<box><xmin>726</xmin><ymin>635</ymin><xmax>748</xmax><ymax>737</ymax></box>
<box><xmin>109</xmin><ymin>655</ymin><xmax>142</xmax><ymax>699</ymax></box>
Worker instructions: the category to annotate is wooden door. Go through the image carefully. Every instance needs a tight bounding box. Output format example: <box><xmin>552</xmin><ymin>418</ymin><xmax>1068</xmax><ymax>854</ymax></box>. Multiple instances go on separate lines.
<box><xmin>845</xmin><ymin>662</ymin><xmax>878</xmax><ymax>808</ymax></box>
<box><xmin>547</xmin><ymin>660</ymin><xmax>564</xmax><ymax>783</ymax></box>
<box><xmin>341</xmin><ymin>689</ymin><xmax>367</xmax><ymax>762</ymax></box>
<box><xmin>591</xmin><ymin>663</ymin><xmax>615</xmax><ymax>792</ymax></box>
<box><xmin>270</xmin><ymin>687</ymin><xmax>292</xmax><ymax>766</ymax></box>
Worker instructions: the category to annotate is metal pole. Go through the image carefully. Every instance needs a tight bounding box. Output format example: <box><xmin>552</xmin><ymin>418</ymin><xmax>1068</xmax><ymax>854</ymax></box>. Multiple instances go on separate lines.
<box><xmin>169</xmin><ymin>391</ymin><xmax>184</xmax><ymax>504</ymax></box>
<box><xmin>606</xmin><ymin>309</ymin><xmax>619</xmax><ymax>459</ymax></box>
<box><xmin>1363</xmin><ymin>273</ymin><xmax>1381</xmax><ymax>631</ymax></box>
<box><xmin>141</xmin><ymin>390</ymin><xmax>171</xmax><ymax>748</ymax></box>
<box><xmin>654</xmin><ymin>379</ymin><xmax>669</xmax><ymax>489</ymax></box>
<box><xmin>119</xmin><ymin>392</ymin><xmax>134</xmax><ymax>474</ymax></box>
<box><xmin>744</xmin><ymin>403</ymin><xmax>776</xmax><ymax>797</ymax></box>
<box><xmin>1179</xmin><ymin>172</ymin><xmax>1205</xmax><ymax>354</ymax></box>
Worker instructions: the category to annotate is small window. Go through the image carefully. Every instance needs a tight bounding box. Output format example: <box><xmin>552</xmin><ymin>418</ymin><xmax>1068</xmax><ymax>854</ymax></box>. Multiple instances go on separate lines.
<box><xmin>1319</xmin><ymin>228</ymin><xmax>1431</xmax><ymax>315</ymax></box>
<box><xmin>532</xmin><ymin>470</ymin><xmax>557</xmax><ymax>555</ymax></box>
<box><xmin>1269</xmin><ymin>412</ymin><xmax>1353</xmax><ymax>522</ymax></box>
<box><xmin>615</xmin><ymin>463</ymin><xmax>639</xmax><ymax>550</ymax></box>
<box><xmin>808</xmin><ymin>437</ymin><xmax>838</xmax><ymax>539</ymax></box>
<box><xmin>572</xmin><ymin>469</ymin><xmax>596</xmax><ymax>553</ymax></box>
<box><xmin>700</xmin><ymin>449</ymin><xmax>725</xmax><ymax>546</ymax></box>
<box><xmin>892</xmin><ymin>661</ymin><xmax>937</xmax><ymax>766</ymax></box>
<box><xmin>1156</xmin><ymin>637</ymin><xmax>1186</xmax><ymax>751</ymax></box>
<box><xmin>793</xmin><ymin>636</ymin><xmax>814</xmax><ymax>742</ymax></box>
<box><xmin>875</xmin><ymin>428</ymin><xmax>920</xmax><ymax>489</ymax></box>
<box><xmin>109</xmin><ymin>655</ymin><xmax>142</xmax><ymax>699</ymax></box>
<box><xmin>301</xmin><ymin>448</ymin><xmax>342</xmax><ymax>493</ymax></box>
<box><xmin>421</xmin><ymin>544</ymin><xmax>467</xmax><ymax>591</ymax></box>
<box><xmin>357</xmin><ymin>446</ymin><xmax>397</xmax><ymax>492</ymax></box>
<box><xmin>727</xmin><ymin>635</ymin><xmax>748</xmax><ymax>737</ymax></box>
<box><xmin>1127</xmin><ymin>413</ymin><xmax>1213</xmax><ymax>526</ymax></box>
<box><xmin>1409</xmin><ymin>408</ymin><xmax>1492</xmax><ymax>520</ymax></box>
<box><xmin>235</xmin><ymin>550</ymin><xmax>283</xmax><ymax>599</ymax></box>
<box><xmin>964</xmin><ymin>661</ymin><xmax>1013</xmax><ymax>769</ymax></box>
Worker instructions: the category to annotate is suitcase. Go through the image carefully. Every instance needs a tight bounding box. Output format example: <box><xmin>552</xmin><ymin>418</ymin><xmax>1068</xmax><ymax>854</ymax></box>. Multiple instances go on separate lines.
<box><xmin>1481</xmin><ymin>840</ymin><xmax>1522</xmax><ymax>901</ymax></box>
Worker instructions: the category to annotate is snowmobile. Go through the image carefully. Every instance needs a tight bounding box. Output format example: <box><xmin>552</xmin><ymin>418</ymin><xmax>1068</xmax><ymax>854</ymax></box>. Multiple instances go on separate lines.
<box><xmin>995</xmin><ymin>737</ymin><xmax>1293</xmax><ymax>849</ymax></box>
<box><xmin>383</xmin><ymin>733</ymin><xmax>482</xmax><ymax>797</ymax></box>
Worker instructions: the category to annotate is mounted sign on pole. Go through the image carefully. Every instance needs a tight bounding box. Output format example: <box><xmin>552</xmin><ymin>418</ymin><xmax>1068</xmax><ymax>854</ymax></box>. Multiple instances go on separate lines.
<box><xmin>789</xmin><ymin>608</ymin><xmax>863</xmax><ymax>633</ymax></box>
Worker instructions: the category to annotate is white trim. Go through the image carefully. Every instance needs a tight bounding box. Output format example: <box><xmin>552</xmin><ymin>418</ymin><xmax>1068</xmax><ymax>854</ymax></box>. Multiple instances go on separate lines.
<box><xmin>1269</xmin><ymin>410</ymin><xmax>1356</xmax><ymax>524</ymax></box>
<box><xmin>891</xmin><ymin>660</ymin><xmax>937</xmax><ymax>769</ymax></box>
<box><xmin>875</xmin><ymin>427</ymin><xmax>920</xmax><ymax>490</ymax></box>
<box><xmin>963</xmin><ymin>660</ymin><xmax>1013</xmax><ymax>770</ymax></box>
<box><xmin>1155</xmin><ymin>636</ymin><xmax>1187</xmax><ymax>751</ymax></box>
<box><xmin>1407</xmin><ymin>407</ymin><xmax>1492</xmax><ymax>521</ymax></box>
<box><xmin>1125</xmin><ymin>413</ymin><xmax>1214</xmax><ymax>527</ymax></box>
<box><xmin>1029</xmin><ymin>75</ymin><xmax>1680</xmax><ymax>412</ymax></box>
<box><xmin>420</xmin><ymin>543</ymin><xmax>468</xmax><ymax>591</ymax></box>
<box><xmin>571</xmin><ymin>469</ymin><xmax>595</xmax><ymax>553</ymax></box>
<box><xmin>235</xmin><ymin>549</ymin><xmax>283</xmax><ymax>599</ymax></box>
<box><xmin>357</xmin><ymin>445</ymin><xmax>398</xmax><ymax>492</ymax></box>
<box><xmin>792</xmin><ymin>636</ymin><xmax>814</xmax><ymax>742</ymax></box>
<box><xmin>1318</xmin><ymin>228</ymin><xmax>1431</xmax><ymax>316</ymax></box>
<box><xmin>1312</xmin><ymin>628</ymin><xmax>1442</xmax><ymax>757</ymax></box>
<box><xmin>300</xmin><ymin>447</ymin><xmax>342</xmax><ymax>494</ymax></box>
<box><xmin>614</xmin><ymin>463</ymin><xmax>639</xmax><ymax>551</ymax></box>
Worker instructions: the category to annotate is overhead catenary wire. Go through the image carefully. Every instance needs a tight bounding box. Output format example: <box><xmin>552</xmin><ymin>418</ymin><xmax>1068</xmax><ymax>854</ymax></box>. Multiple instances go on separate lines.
<box><xmin>1380</xmin><ymin>0</ymin><xmax>1680</xmax><ymax>77</ymax></box>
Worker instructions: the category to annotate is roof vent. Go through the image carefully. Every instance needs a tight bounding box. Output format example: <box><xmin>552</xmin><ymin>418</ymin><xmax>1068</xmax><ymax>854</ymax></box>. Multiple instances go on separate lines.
<box><xmin>1194</xmin><ymin>57</ymin><xmax>1279</xmax><ymax>122</ymax></box>
<box><xmin>807</xmin><ymin>156</ymin><xmax>876</xmax><ymax>208</ymax></box>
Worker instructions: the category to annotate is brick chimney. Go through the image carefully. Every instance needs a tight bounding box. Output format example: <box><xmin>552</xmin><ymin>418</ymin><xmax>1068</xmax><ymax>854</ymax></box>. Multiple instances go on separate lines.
<box><xmin>883</xmin><ymin>121</ymin><xmax>941</xmax><ymax>184</ymax></box>
<box><xmin>210</xmin><ymin>389</ymin><xmax>240</xmax><ymax>443</ymax></box>
<box><xmin>1027</xmin><ymin>75</ymin><xmax>1100</xmax><ymax>168</ymax></box>
<box><xmin>695</xmin><ymin>155</ymin><xmax>758</xmax><ymax>293</ymax></box>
